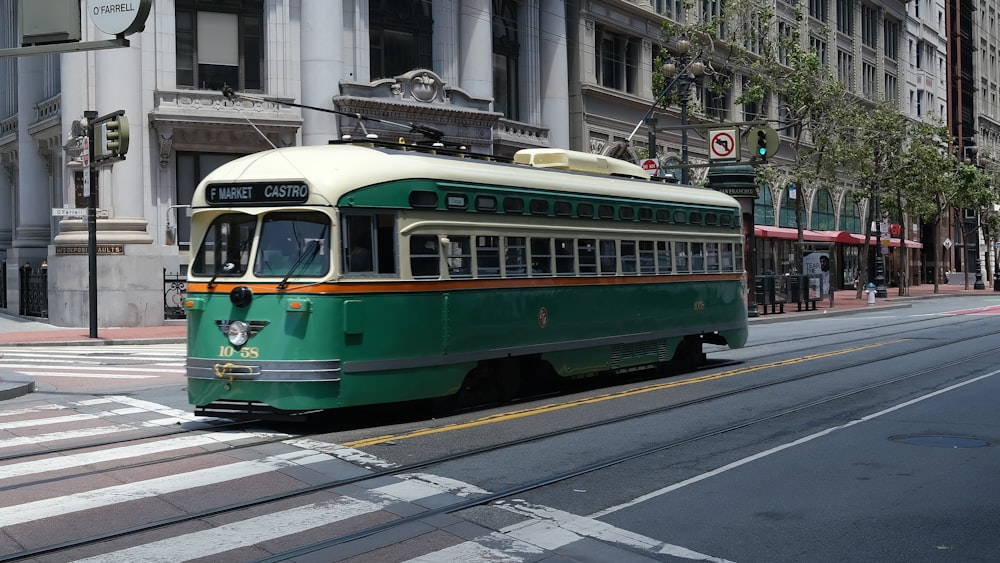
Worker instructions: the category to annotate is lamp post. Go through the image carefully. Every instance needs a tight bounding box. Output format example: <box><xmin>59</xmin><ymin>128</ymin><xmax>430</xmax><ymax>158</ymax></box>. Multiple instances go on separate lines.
<box><xmin>962</xmin><ymin>145</ymin><xmax>986</xmax><ymax>289</ymax></box>
<box><xmin>873</xmin><ymin>192</ymin><xmax>888</xmax><ymax>298</ymax></box>
<box><xmin>661</xmin><ymin>40</ymin><xmax>705</xmax><ymax>185</ymax></box>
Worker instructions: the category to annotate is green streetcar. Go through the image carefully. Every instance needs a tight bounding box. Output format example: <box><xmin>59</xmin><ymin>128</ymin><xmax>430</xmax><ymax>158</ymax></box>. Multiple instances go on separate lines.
<box><xmin>184</xmin><ymin>141</ymin><xmax>748</xmax><ymax>418</ymax></box>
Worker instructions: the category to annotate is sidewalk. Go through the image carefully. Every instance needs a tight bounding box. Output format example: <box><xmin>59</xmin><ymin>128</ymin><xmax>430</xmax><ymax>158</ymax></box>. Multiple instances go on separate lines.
<box><xmin>750</xmin><ymin>280</ymin><xmax>993</xmax><ymax>323</ymax></box>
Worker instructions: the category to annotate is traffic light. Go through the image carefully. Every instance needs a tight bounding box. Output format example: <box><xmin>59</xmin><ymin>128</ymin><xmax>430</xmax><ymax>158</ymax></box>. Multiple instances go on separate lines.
<box><xmin>747</xmin><ymin>125</ymin><xmax>779</xmax><ymax>162</ymax></box>
<box><xmin>103</xmin><ymin>113</ymin><xmax>129</xmax><ymax>159</ymax></box>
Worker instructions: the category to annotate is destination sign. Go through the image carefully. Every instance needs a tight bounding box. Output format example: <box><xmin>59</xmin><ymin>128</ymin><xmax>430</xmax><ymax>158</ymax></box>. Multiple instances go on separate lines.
<box><xmin>205</xmin><ymin>182</ymin><xmax>310</xmax><ymax>206</ymax></box>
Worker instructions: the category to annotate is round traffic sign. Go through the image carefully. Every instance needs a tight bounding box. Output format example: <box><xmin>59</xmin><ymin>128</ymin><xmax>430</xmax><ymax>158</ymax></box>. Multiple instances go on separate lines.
<box><xmin>640</xmin><ymin>159</ymin><xmax>659</xmax><ymax>174</ymax></box>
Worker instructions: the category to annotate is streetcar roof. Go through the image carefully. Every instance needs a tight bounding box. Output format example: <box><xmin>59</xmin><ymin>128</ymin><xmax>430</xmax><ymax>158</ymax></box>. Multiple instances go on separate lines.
<box><xmin>192</xmin><ymin>144</ymin><xmax>740</xmax><ymax>209</ymax></box>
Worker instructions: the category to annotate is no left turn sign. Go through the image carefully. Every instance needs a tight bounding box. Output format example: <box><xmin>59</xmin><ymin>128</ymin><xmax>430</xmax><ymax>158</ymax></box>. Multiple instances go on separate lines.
<box><xmin>709</xmin><ymin>128</ymin><xmax>738</xmax><ymax>161</ymax></box>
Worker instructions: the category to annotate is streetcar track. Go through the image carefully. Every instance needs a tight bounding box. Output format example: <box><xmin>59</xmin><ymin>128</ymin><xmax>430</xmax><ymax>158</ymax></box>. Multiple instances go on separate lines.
<box><xmin>256</xmin><ymin>333</ymin><xmax>1000</xmax><ymax>561</ymax></box>
<box><xmin>6</xmin><ymin>328</ymin><xmax>1000</xmax><ymax>562</ymax></box>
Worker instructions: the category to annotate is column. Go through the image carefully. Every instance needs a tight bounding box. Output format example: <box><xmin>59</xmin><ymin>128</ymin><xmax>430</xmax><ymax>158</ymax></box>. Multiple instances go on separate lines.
<box><xmin>14</xmin><ymin>55</ymin><xmax>50</xmax><ymax>249</ymax></box>
<box><xmin>520</xmin><ymin>0</ymin><xmax>541</xmax><ymax>124</ymax></box>
<box><xmin>458</xmin><ymin>0</ymin><xmax>492</xmax><ymax>101</ymax></box>
<box><xmin>540</xmin><ymin>0</ymin><xmax>569</xmax><ymax>148</ymax></box>
<box><xmin>433</xmin><ymin>0</ymin><xmax>459</xmax><ymax>85</ymax></box>
<box><xmin>301</xmin><ymin>0</ymin><xmax>343</xmax><ymax>146</ymax></box>
<box><xmin>95</xmin><ymin>34</ymin><xmax>151</xmax><ymax>243</ymax></box>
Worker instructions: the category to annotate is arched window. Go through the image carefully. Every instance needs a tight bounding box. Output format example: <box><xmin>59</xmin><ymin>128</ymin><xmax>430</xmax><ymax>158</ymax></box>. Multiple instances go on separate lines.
<box><xmin>754</xmin><ymin>186</ymin><xmax>774</xmax><ymax>225</ymax></box>
<box><xmin>839</xmin><ymin>191</ymin><xmax>862</xmax><ymax>233</ymax></box>
<box><xmin>811</xmin><ymin>188</ymin><xmax>835</xmax><ymax>230</ymax></box>
<box><xmin>778</xmin><ymin>185</ymin><xmax>799</xmax><ymax>228</ymax></box>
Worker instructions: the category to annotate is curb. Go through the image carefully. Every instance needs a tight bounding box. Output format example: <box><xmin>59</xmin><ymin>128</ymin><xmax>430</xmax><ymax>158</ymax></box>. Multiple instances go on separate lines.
<box><xmin>0</xmin><ymin>372</ymin><xmax>35</xmax><ymax>401</ymax></box>
<box><xmin>0</xmin><ymin>338</ymin><xmax>186</xmax><ymax>348</ymax></box>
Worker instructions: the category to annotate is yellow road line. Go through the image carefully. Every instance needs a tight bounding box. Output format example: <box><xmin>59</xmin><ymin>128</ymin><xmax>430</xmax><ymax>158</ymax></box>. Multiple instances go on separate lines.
<box><xmin>342</xmin><ymin>339</ymin><xmax>906</xmax><ymax>448</ymax></box>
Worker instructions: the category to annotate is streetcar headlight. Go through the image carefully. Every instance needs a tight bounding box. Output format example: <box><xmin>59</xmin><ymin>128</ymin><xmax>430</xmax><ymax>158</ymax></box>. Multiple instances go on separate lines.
<box><xmin>227</xmin><ymin>320</ymin><xmax>250</xmax><ymax>346</ymax></box>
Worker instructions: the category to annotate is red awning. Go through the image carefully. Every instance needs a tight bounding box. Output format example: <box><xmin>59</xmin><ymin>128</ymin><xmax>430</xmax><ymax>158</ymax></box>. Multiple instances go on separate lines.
<box><xmin>754</xmin><ymin>227</ymin><xmax>923</xmax><ymax>249</ymax></box>
<box><xmin>753</xmin><ymin>226</ymin><xmax>840</xmax><ymax>242</ymax></box>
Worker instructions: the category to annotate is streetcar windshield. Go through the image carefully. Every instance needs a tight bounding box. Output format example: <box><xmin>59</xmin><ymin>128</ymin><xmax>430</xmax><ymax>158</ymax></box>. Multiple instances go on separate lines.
<box><xmin>191</xmin><ymin>213</ymin><xmax>256</xmax><ymax>277</ymax></box>
<box><xmin>254</xmin><ymin>211</ymin><xmax>331</xmax><ymax>277</ymax></box>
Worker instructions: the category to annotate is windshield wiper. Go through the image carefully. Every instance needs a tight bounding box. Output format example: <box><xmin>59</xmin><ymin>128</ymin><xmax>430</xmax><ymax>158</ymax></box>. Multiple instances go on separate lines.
<box><xmin>277</xmin><ymin>239</ymin><xmax>321</xmax><ymax>290</ymax></box>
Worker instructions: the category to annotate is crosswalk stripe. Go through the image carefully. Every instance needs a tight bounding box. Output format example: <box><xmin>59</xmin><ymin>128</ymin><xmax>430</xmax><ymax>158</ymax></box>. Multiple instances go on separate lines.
<box><xmin>0</xmin><ymin>425</ymin><xmax>132</xmax><ymax>449</ymax></box>
<box><xmin>70</xmin><ymin>478</ymin><xmax>457</xmax><ymax>563</ymax></box>
<box><xmin>8</xmin><ymin>371</ymin><xmax>160</xmax><ymax>379</ymax></box>
<box><xmin>0</xmin><ymin>449</ymin><xmax>335</xmax><ymax>526</ymax></box>
<box><xmin>0</xmin><ymin>412</ymin><xmax>102</xmax><ymax>430</ymax></box>
<box><xmin>0</xmin><ymin>430</ymin><xmax>286</xmax><ymax>480</ymax></box>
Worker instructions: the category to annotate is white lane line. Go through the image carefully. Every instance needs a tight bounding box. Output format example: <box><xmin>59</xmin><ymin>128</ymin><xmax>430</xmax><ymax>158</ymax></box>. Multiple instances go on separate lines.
<box><xmin>591</xmin><ymin>367</ymin><xmax>1000</xmax><ymax>518</ymax></box>
<box><xmin>0</xmin><ymin>449</ymin><xmax>334</xmax><ymax>526</ymax></box>
<box><xmin>0</xmin><ymin>430</ymin><xmax>286</xmax><ymax>480</ymax></box>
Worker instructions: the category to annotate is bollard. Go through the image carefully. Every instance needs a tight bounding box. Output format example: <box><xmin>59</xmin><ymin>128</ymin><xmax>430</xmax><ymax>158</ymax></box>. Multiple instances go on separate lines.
<box><xmin>866</xmin><ymin>282</ymin><xmax>876</xmax><ymax>306</ymax></box>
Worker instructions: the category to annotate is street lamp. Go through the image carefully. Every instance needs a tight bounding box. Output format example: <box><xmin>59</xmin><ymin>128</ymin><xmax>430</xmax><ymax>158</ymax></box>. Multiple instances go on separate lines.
<box><xmin>962</xmin><ymin>145</ymin><xmax>986</xmax><ymax>289</ymax></box>
<box><xmin>661</xmin><ymin>39</ymin><xmax>706</xmax><ymax>185</ymax></box>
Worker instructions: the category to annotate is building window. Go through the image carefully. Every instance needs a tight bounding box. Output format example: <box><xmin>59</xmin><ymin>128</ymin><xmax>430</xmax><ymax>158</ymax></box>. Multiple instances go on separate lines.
<box><xmin>837</xmin><ymin>50</ymin><xmax>853</xmax><ymax>88</ymax></box>
<box><xmin>884</xmin><ymin>73</ymin><xmax>898</xmax><ymax>102</ymax></box>
<box><xmin>810</xmin><ymin>36</ymin><xmax>828</xmax><ymax>65</ymax></box>
<box><xmin>861</xmin><ymin>4</ymin><xmax>878</xmax><ymax>49</ymax></box>
<box><xmin>595</xmin><ymin>25</ymin><xmax>638</xmax><ymax>93</ymax></box>
<box><xmin>493</xmin><ymin>0</ymin><xmax>520</xmax><ymax>120</ymax></box>
<box><xmin>862</xmin><ymin>62</ymin><xmax>877</xmax><ymax>99</ymax></box>
<box><xmin>836</xmin><ymin>0</ymin><xmax>854</xmax><ymax>34</ymax></box>
<box><xmin>370</xmin><ymin>0</ymin><xmax>433</xmax><ymax>80</ymax></box>
<box><xmin>839</xmin><ymin>191</ymin><xmax>862</xmax><ymax>233</ymax></box>
<box><xmin>883</xmin><ymin>19</ymin><xmax>900</xmax><ymax>59</ymax></box>
<box><xmin>811</xmin><ymin>188</ymin><xmax>835</xmax><ymax>230</ymax></box>
<box><xmin>176</xmin><ymin>0</ymin><xmax>263</xmax><ymax>91</ymax></box>
<box><xmin>176</xmin><ymin>153</ymin><xmax>243</xmax><ymax>247</ymax></box>
<box><xmin>810</xmin><ymin>0</ymin><xmax>828</xmax><ymax>22</ymax></box>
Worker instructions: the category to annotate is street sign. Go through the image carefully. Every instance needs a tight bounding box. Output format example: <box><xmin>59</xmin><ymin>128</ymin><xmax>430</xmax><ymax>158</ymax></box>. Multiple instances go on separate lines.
<box><xmin>52</xmin><ymin>207</ymin><xmax>108</xmax><ymax>218</ymax></box>
<box><xmin>640</xmin><ymin>158</ymin><xmax>659</xmax><ymax>175</ymax></box>
<box><xmin>708</xmin><ymin>128</ymin><xmax>738</xmax><ymax>161</ymax></box>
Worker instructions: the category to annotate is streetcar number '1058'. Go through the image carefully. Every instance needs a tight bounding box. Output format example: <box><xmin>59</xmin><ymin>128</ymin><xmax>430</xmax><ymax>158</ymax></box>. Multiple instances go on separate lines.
<box><xmin>219</xmin><ymin>346</ymin><xmax>260</xmax><ymax>359</ymax></box>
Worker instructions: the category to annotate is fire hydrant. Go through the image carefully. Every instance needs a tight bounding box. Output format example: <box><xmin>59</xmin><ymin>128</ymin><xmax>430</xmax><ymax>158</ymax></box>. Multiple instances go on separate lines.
<box><xmin>866</xmin><ymin>282</ymin><xmax>876</xmax><ymax>306</ymax></box>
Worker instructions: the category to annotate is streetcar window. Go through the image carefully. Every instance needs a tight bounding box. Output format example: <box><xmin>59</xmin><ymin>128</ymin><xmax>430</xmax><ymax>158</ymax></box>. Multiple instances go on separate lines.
<box><xmin>476</xmin><ymin>235</ymin><xmax>501</xmax><ymax>278</ymax></box>
<box><xmin>675</xmin><ymin>242</ymin><xmax>689</xmax><ymax>273</ymax></box>
<box><xmin>689</xmin><ymin>212</ymin><xmax>703</xmax><ymax>225</ymax></box>
<box><xmin>410</xmin><ymin>235</ymin><xmax>440</xmax><ymax>278</ymax></box>
<box><xmin>705</xmin><ymin>213</ymin><xmax>718</xmax><ymax>225</ymax></box>
<box><xmin>691</xmin><ymin>242</ymin><xmax>705</xmax><ymax>272</ymax></box>
<box><xmin>598</xmin><ymin>205</ymin><xmax>615</xmax><ymax>219</ymax></box>
<box><xmin>577</xmin><ymin>203</ymin><xmax>594</xmax><ymax>218</ymax></box>
<box><xmin>706</xmin><ymin>243</ymin><xmax>720</xmax><ymax>272</ymax></box>
<box><xmin>657</xmin><ymin>241</ymin><xmax>673</xmax><ymax>274</ymax></box>
<box><xmin>555</xmin><ymin>238</ymin><xmax>575</xmax><ymax>275</ymax></box>
<box><xmin>409</xmin><ymin>190</ymin><xmax>438</xmax><ymax>208</ymax></box>
<box><xmin>720</xmin><ymin>214</ymin><xmax>732</xmax><ymax>226</ymax></box>
<box><xmin>638</xmin><ymin>207</ymin><xmax>653</xmax><ymax>221</ymax></box>
<box><xmin>446</xmin><ymin>194</ymin><xmax>468</xmax><ymax>210</ymax></box>
<box><xmin>446</xmin><ymin>235</ymin><xmax>472</xmax><ymax>278</ymax></box>
<box><xmin>475</xmin><ymin>195</ymin><xmax>497</xmax><ymax>212</ymax></box>
<box><xmin>503</xmin><ymin>197</ymin><xmax>524</xmax><ymax>213</ymax></box>
<box><xmin>621</xmin><ymin>240</ymin><xmax>637</xmax><ymax>274</ymax></box>
<box><xmin>254</xmin><ymin>212</ymin><xmax>331</xmax><ymax>277</ymax></box>
<box><xmin>735</xmin><ymin>242</ymin><xmax>744</xmax><ymax>271</ymax></box>
<box><xmin>673</xmin><ymin>210</ymin><xmax>687</xmax><ymax>223</ymax></box>
<box><xmin>619</xmin><ymin>207</ymin><xmax>635</xmax><ymax>221</ymax></box>
<box><xmin>530</xmin><ymin>238</ymin><xmax>552</xmax><ymax>275</ymax></box>
<box><xmin>342</xmin><ymin>213</ymin><xmax>397</xmax><ymax>276</ymax></box>
<box><xmin>529</xmin><ymin>199</ymin><xmax>549</xmax><ymax>215</ymax></box>
<box><xmin>599</xmin><ymin>239</ymin><xmax>617</xmax><ymax>275</ymax></box>
<box><xmin>192</xmin><ymin>213</ymin><xmax>256</xmax><ymax>277</ymax></box>
<box><xmin>577</xmin><ymin>239</ymin><xmax>597</xmax><ymax>274</ymax></box>
<box><xmin>343</xmin><ymin>215</ymin><xmax>375</xmax><ymax>274</ymax></box>
<box><xmin>554</xmin><ymin>201</ymin><xmax>573</xmax><ymax>216</ymax></box>
<box><xmin>505</xmin><ymin>236</ymin><xmax>528</xmax><ymax>277</ymax></box>
<box><xmin>639</xmin><ymin>241</ymin><xmax>656</xmax><ymax>274</ymax></box>
<box><xmin>656</xmin><ymin>209</ymin><xmax>671</xmax><ymax>223</ymax></box>
<box><xmin>721</xmin><ymin>242</ymin><xmax>734</xmax><ymax>272</ymax></box>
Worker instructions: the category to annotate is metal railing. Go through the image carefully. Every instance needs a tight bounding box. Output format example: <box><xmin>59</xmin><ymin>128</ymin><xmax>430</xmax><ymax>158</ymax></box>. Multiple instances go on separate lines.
<box><xmin>164</xmin><ymin>268</ymin><xmax>187</xmax><ymax>319</ymax></box>
<box><xmin>19</xmin><ymin>261</ymin><xmax>47</xmax><ymax>318</ymax></box>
